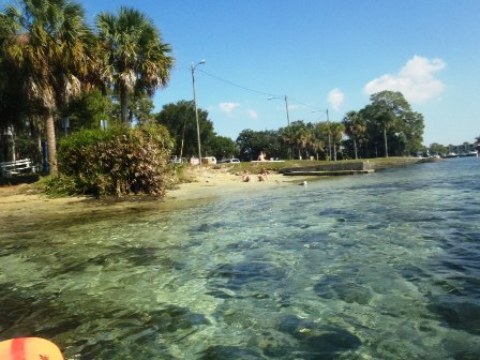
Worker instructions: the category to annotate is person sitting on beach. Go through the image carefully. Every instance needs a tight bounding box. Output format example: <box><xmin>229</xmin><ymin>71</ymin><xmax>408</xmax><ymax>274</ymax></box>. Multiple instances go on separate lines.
<box><xmin>258</xmin><ymin>167</ymin><xmax>269</xmax><ymax>181</ymax></box>
<box><xmin>241</xmin><ymin>170</ymin><xmax>251</xmax><ymax>182</ymax></box>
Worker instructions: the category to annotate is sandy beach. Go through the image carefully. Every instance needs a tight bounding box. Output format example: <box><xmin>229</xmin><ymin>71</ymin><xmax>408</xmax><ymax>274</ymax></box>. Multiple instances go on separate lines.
<box><xmin>167</xmin><ymin>166</ymin><xmax>294</xmax><ymax>200</ymax></box>
<box><xmin>0</xmin><ymin>167</ymin><xmax>301</xmax><ymax>220</ymax></box>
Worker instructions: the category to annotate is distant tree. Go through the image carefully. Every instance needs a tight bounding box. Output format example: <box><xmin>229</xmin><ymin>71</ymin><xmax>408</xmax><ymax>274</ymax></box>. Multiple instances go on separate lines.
<box><xmin>280</xmin><ymin>121</ymin><xmax>312</xmax><ymax>159</ymax></box>
<box><xmin>359</xmin><ymin>90</ymin><xmax>424</xmax><ymax>158</ymax></box>
<box><xmin>209</xmin><ymin>135</ymin><xmax>238</xmax><ymax>160</ymax></box>
<box><xmin>315</xmin><ymin>121</ymin><xmax>333</xmax><ymax>160</ymax></box>
<box><xmin>361</xmin><ymin>103</ymin><xmax>396</xmax><ymax>158</ymax></box>
<box><xmin>236</xmin><ymin>129</ymin><xmax>283</xmax><ymax>161</ymax></box>
<box><xmin>342</xmin><ymin>111</ymin><xmax>366</xmax><ymax>159</ymax></box>
<box><xmin>329</xmin><ymin>122</ymin><xmax>345</xmax><ymax>161</ymax></box>
<box><xmin>401</xmin><ymin>111</ymin><xmax>424</xmax><ymax>155</ymax></box>
<box><xmin>279</xmin><ymin>125</ymin><xmax>296</xmax><ymax>160</ymax></box>
<box><xmin>430</xmin><ymin>143</ymin><xmax>445</xmax><ymax>155</ymax></box>
<box><xmin>156</xmin><ymin>100</ymin><xmax>215</xmax><ymax>159</ymax></box>
<box><xmin>96</xmin><ymin>7</ymin><xmax>174</xmax><ymax>124</ymax></box>
<box><xmin>310</xmin><ymin>122</ymin><xmax>326</xmax><ymax>160</ymax></box>
<box><xmin>474</xmin><ymin>135</ymin><xmax>480</xmax><ymax>151</ymax></box>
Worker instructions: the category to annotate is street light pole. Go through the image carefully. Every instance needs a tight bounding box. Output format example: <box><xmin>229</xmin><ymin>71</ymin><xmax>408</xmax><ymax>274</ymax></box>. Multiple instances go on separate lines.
<box><xmin>191</xmin><ymin>60</ymin><xmax>205</xmax><ymax>163</ymax></box>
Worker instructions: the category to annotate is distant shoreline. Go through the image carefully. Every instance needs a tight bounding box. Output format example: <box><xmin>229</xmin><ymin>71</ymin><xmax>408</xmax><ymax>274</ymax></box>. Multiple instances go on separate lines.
<box><xmin>0</xmin><ymin>157</ymin><xmax>429</xmax><ymax>222</ymax></box>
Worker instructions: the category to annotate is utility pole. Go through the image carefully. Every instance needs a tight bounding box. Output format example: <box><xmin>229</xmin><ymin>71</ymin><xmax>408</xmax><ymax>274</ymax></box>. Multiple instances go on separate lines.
<box><xmin>191</xmin><ymin>60</ymin><xmax>205</xmax><ymax>163</ymax></box>
<box><xmin>326</xmin><ymin>109</ymin><xmax>332</xmax><ymax>161</ymax></box>
<box><xmin>284</xmin><ymin>95</ymin><xmax>290</xmax><ymax>126</ymax></box>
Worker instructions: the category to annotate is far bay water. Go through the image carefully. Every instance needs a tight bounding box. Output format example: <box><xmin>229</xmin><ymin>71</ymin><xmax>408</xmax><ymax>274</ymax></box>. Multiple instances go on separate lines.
<box><xmin>1</xmin><ymin>158</ymin><xmax>479</xmax><ymax>359</ymax></box>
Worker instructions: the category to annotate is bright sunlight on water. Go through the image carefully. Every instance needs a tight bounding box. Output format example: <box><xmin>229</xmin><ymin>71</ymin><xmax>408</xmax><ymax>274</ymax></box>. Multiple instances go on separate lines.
<box><xmin>1</xmin><ymin>158</ymin><xmax>479</xmax><ymax>359</ymax></box>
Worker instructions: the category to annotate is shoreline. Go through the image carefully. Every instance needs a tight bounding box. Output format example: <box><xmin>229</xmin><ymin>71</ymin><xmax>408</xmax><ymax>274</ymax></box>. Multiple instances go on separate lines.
<box><xmin>0</xmin><ymin>156</ymin><xmax>427</xmax><ymax>219</ymax></box>
<box><xmin>0</xmin><ymin>168</ymin><xmax>306</xmax><ymax>221</ymax></box>
<box><xmin>0</xmin><ymin>157</ymin><xmax>432</xmax><ymax>221</ymax></box>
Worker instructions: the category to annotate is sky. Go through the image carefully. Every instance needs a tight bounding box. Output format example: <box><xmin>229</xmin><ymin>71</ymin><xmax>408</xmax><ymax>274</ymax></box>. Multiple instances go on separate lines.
<box><xmin>13</xmin><ymin>0</ymin><xmax>480</xmax><ymax>145</ymax></box>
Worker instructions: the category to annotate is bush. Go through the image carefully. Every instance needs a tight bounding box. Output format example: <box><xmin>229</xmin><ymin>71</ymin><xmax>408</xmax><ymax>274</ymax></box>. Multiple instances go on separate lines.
<box><xmin>57</xmin><ymin>124</ymin><xmax>173</xmax><ymax>197</ymax></box>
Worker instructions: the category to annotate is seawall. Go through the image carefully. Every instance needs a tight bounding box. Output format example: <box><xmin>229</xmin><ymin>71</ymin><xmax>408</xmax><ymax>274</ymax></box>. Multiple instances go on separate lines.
<box><xmin>280</xmin><ymin>157</ymin><xmax>423</xmax><ymax>176</ymax></box>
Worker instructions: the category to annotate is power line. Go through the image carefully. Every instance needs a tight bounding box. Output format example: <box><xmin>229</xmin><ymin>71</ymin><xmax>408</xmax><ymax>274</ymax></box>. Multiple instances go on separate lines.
<box><xmin>197</xmin><ymin>68</ymin><xmax>280</xmax><ymax>98</ymax></box>
<box><xmin>288</xmin><ymin>96</ymin><xmax>325</xmax><ymax>112</ymax></box>
<box><xmin>181</xmin><ymin>65</ymin><xmax>328</xmax><ymax>115</ymax></box>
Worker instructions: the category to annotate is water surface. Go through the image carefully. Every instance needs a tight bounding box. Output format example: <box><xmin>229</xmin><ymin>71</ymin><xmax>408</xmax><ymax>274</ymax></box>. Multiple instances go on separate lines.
<box><xmin>1</xmin><ymin>158</ymin><xmax>479</xmax><ymax>359</ymax></box>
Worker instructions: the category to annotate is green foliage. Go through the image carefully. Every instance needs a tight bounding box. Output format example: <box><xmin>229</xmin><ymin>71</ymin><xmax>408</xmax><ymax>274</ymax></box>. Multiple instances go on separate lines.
<box><xmin>428</xmin><ymin>142</ymin><xmax>448</xmax><ymax>156</ymax></box>
<box><xmin>2</xmin><ymin>0</ymin><xmax>96</xmax><ymax>175</ymax></box>
<box><xmin>236</xmin><ymin>129</ymin><xmax>285</xmax><ymax>161</ymax></box>
<box><xmin>57</xmin><ymin>124</ymin><xmax>173</xmax><ymax>197</ymax></box>
<box><xmin>96</xmin><ymin>6</ymin><xmax>174</xmax><ymax>123</ymax></box>
<box><xmin>342</xmin><ymin>111</ymin><xmax>366</xmax><ymax>159</ymax></box>
<box><xmin>128</xmin><ymin>94</ymin><xmax>155</xmax><ymax>124</ymax></box>
<box><xmin>358</xmin><ymin>91</ymin><xmax>425</xmax><ymax>158</ymax></box>
<box><xmin>280</xmin><ymin>121</ymin><xmax>338</xmax><ymax>160</ymax></box>
<box><xmin>209</xmin><ymin>135</ymin><xmax>238</xmax><ymax>160</ymax></box>
<box><xmin>156</xmin><ymin>100</ymin><xmax>216</xmax><ymax>158</ymax></box>
<box><xmin>63</xmin><ymin>89</ymin><xmax>115</xmax><ymax>131</ymax></box>
<box><xmin>42</xmin><ymin>175</ymin><xmax>81</xmax><ymax>197</ymax></box>
<box><xmin>281</xmin><ymin>121</ymin><xmax>311</xmax><ymax>159</ymax></box>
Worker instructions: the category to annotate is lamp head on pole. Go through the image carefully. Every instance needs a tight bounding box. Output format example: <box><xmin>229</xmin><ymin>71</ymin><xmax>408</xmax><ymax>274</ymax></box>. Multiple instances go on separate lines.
<box><xmin>193</xmin><ymin>60</ymin><xmax>206</xmax><ymax>70</ymax></box>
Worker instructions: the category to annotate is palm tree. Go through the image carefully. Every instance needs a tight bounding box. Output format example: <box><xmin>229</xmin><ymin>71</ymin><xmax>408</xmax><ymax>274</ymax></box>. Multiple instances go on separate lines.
<box><xmin>281</xmin><ymin>121</ymin><xmax>311</xmax><ymax>160</ymax></box>
<box><xmin>343</xmin><ymin>110</ymin><xmax>366</xmax><ymax>159</ymax></box>
<box><xmin>96</xmin><ymin>7</ymin><xmax>174</xmax><ymax>124</ymax></box>
<box><xmin>295</xmin><ymin>123</ymin><xmax>312</xmax><ymax>160</ymax></box>
<box><xmin>377</xmin><ymin>107</ymin><xmax>395</xmax><ymax>158</ymax></box>
<box><xmin>329</xmin><ymin>122</ymin><xmax>345</xmax><ymax>161</ymax></box>
<box><xmin>310</xmin><ymin>123</ymin><xmax>326</xmax><ymax>160</ymax></box>
<box><xmin>280</xmin><ymin>124</ymin><xmax>296</xmax><ymax>160</ymax></box>
<box><xmin>315</xmin><ymin>121</ymin><xmax>333</xmax><ymax>160</ymax></box>
<box><xmin>1</xmin><ymin>0</ymin><xmax>93</xmax><ymax>175</ymax></box>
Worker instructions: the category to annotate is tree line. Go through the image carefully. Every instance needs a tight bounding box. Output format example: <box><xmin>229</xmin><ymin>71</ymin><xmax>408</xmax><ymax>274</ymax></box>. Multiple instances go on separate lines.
<box><xmin>153</xmin><ymin>89</ymin><xmax>425</xmax><ymax>162</ymax></box>
<box><xmin>137</xmin><ymin>89</ymin><xmax>426</xmax><ymax>163</ymax></box>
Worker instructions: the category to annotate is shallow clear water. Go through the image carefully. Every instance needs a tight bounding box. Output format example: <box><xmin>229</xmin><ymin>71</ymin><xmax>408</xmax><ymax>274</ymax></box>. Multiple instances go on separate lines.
<box><xmin>1</xmin><ymin>158</ymin><xmax>479</xmax><ymax>359</ymax></box>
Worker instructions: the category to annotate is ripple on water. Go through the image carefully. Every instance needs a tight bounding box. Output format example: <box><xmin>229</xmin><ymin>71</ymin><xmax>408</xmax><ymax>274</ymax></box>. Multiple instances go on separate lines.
<box><xmin>313</xmin><ymin>275</ymin><xmax>373</xmax><ymax>305</ymax></box>
<box><xmin>428</xmin><ymin>297</ymin><xmax>480</xmax><ymax>335</ymax></box>
<box><xmin>198</xmin><ymin>345</ymin><xmax>262</xmax><ymax>360</ymax></box>
<box><xmin>207</xmin><ymin>261</ymin><xmax>287</xmax><ymax>297</ymax></box>
<box><xmin>276</xmin><ymin>314</ymin><xmax>362</xmax><ymax>359</ymax></box>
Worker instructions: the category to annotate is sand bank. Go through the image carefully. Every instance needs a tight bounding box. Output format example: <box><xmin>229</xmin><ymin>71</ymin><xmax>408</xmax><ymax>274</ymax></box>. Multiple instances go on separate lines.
<box><xmin>0</xmin><ymin>168</ymin><xmax>302</xmax><ymax>221</ymax></box>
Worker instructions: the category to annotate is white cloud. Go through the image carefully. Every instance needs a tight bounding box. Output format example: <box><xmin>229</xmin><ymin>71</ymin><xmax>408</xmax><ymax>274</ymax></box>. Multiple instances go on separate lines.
<box><xmin>327</xmin><ymin>88</ymin><xmax>345</xmax><ymax>110</ymax></box>
<box><xmin>218</xmin><ymin>102</ymin><xmax>240</xmax><ymax>114</ymax></box>
<box><xmin>247</xmin><ymin>109</ymin><xmax>258</xmax><ymax>119</ymax></box>
<box><xmin>364</xmin><ymin>55</ymin><xmax>446</xmax><ymax>103</ymax></box>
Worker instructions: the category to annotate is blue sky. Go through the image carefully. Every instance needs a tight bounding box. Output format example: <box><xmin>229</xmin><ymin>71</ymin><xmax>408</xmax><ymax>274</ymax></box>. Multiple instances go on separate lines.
<box><xmin>58</xmin><ymin>1</ymin><xmax>480</xmax><ymax>144</ymax></box>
